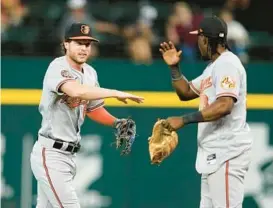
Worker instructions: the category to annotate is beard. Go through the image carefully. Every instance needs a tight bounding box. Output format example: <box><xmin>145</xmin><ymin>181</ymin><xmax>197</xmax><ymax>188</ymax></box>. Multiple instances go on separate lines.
<box><xmin>198</xmin><ymin>49</ymin><xmax>210</xmax><ymax>61</ymax></box>
<box><xmin>199</xmin><ymin>46</ymin><xmax>212</xmax><ymax>61</ymax></box>
<box><xmin>198</xmin><ymin>44</ymin><xmax>211</xmax><ymax>61</ymax></box>
<box><xmin>201</xmin><ymin>54</ymin><xmax>210</xmax><ymax>61</ymax></box>
<box><xmin>70</xmin><ymin>54</ymin><xmax>89</xmax><ymax>64</ymax></box>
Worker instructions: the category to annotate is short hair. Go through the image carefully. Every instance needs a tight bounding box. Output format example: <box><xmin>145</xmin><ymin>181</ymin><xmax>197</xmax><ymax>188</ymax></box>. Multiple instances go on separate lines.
<box><xmin>60</xmin><ymin>39</ymin><xmax>71</xmax><ymax>54</ymax></box>
<box><xmin>207</xmin><ymin>36</ymin><xmax>229</xmax><ymax>55</ymax></box>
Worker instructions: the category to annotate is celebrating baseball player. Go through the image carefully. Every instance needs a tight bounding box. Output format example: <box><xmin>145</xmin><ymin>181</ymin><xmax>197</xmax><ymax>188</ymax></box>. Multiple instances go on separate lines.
<box><xmin>30</xmin><ymin>23</ymin><xmax>144</xmax><ymax>208</ymax></box>
<box><xmin>153</xmin><ymin>16</ymin><xmax>253</xmax><ymax>208</ymax></box>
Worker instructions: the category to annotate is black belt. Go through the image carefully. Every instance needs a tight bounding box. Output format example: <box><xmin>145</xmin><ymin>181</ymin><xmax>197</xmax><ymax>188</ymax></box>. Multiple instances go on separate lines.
<box><xmin>53</xmin><ymin>140</ymin><xmax>81</xmax><ymax>154</ymax></box>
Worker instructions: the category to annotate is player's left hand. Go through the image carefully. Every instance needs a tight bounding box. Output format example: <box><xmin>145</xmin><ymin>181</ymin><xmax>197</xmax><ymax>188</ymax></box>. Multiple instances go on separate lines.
<box><xmin>113</xmin><ymin>118</ymin><xmax>136</xmax><ymax>155</ymax></box>
<box><xmin>163</xmin><ymin>116</ymin><xmax>185</xmax><ymax>131</ymax></box>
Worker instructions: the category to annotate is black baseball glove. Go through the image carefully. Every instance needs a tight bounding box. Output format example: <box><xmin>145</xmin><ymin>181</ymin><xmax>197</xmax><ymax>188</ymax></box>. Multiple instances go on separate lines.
<box><xmin>113</xmin><ymin>118</ymin><xmax>136</xmax><ymax>155</ymax></box>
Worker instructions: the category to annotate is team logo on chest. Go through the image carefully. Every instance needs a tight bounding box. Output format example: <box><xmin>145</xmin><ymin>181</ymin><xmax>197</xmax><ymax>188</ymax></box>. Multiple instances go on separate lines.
<box><xmin>61</xmin><ymin>95</ymin><xmax>89</xmax><ymax>109</ymax></box>
<box><xmin>200</xmin><ymin>76</ymin><xmax>212</xmax><ymax>92</ymax></box>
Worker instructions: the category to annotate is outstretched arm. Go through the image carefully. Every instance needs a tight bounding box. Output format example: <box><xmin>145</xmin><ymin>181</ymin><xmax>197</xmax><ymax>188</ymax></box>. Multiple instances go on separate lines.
<box><xmin>60</xmin><ymin>81</ymin><xmax>143</xmax><ymax>104</ymax></box>
<box><xmin>45</xmin><ymin>63</ymin><xmax>144</xmax><ymax>104</ymax></box>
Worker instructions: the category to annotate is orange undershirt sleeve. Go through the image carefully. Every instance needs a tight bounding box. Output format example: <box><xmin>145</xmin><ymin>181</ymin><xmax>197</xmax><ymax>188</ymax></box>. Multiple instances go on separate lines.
<box><xmin>86</xmin><ymin>107</ymin><xmax>117</xmax><ymax>127</ymax></box>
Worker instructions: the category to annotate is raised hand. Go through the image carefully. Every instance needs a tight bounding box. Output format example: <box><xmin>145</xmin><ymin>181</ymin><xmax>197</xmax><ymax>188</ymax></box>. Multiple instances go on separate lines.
<box><xmin>159</xmin><ymin>41</ymin><xmax>182</xmax><ymax>66</ymax></box>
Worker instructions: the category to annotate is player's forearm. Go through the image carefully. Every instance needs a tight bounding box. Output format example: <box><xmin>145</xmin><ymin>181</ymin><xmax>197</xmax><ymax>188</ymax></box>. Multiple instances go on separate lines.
<box><xmin>200</xmin><ymin>98</ymin><xmax>234</xmax><ymax>121</ymax></box>
<box><xmin>78</xmin><ymin>86</ymin><xmax>118</xmax><ymax>100</ymax></box>
<box><xmin>182</xmin><ymin>99</ymin><xmax>233</xmax><ymax>125</ymax></box>
<box><xmin>61</xmin><ymin>82</ymin><xmax>118</xmax><ymax>100</ymax></box>
<box><xmin>201</xmin><ymin>101</ymin><xmax>232</xmax><ymax>121</ymax></box>
<box><xmin>169</xmin><ymin>64</ymin><xmax>192</xmax><ymax>101</ymax></box>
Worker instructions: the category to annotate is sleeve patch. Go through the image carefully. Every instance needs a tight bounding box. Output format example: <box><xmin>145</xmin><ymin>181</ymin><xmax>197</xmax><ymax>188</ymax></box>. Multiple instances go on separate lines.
<box><xmin>220</xmin><ymin>76</ymin><xmax>236</xmax><ymax>89</ymax></box>
<box><xmin>61</xmin><ymin>70</ymin><xmax>73</xmax><ymax>78</ymax></box>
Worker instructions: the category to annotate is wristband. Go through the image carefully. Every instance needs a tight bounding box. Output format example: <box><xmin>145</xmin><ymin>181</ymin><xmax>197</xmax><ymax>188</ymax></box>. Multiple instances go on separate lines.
<box><xmin>170</xmin><ymin>64</ymin><xmax>183</xmax><ymax>80</ymax></box>
<box><xmin>182</xmin><ymin>111</ymin><xmax>204</xmax><ymax>124</ymax></box>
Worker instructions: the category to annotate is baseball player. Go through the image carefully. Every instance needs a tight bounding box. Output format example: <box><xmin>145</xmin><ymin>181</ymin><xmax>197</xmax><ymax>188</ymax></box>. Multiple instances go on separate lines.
<box><xmin>159</xmin><ymin>16</ymin><xmax>253</xmax><ymax>208</ymax></box>
<box><xmin>30</xmin><ymin>23</ymin><xmax>144</xmax><ymax>208</ymax></box>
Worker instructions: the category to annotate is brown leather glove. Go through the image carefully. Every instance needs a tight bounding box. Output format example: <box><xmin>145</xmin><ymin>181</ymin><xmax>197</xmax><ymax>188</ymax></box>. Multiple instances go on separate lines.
<box><xmin>148</xmin><ymin>119</ymin><xmax>178</xmax><ymax>165</ymax></box>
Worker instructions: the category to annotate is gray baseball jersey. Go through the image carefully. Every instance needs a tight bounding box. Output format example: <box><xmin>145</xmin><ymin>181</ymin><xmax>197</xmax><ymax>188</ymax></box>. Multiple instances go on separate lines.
<box><xmin>189</xmin><ymin>51</ymin><xmax>252</xmax><ymax>174</ymax></box>
<box><xmin>38</xmin><ymin>56</ymin><xmax>104</xmax><ymax>143</ymax></box>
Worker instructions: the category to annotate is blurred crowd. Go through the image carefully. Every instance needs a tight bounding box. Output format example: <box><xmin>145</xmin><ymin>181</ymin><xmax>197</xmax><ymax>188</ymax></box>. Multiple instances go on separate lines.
<box><xmin>2</xmin><ymin>0</ymin><xmax>273</xmax><ymax>64</ymax></box>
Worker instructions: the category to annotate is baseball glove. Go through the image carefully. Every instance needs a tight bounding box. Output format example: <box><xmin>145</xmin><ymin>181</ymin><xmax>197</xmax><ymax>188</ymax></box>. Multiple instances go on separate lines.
<box><xmin>148</xmin><ymin>119</ymin><xmax>178</xmax><ymax>165</ymax></box>
<box><xmin>114</xmin><ymin>118</ymin><xmax>136</xmax><ymax>155</ymax></box>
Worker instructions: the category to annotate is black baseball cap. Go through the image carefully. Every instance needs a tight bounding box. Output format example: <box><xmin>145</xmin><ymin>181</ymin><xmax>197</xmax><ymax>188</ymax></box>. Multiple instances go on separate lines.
<box><xmin>64</xmin><ymin>23</ymin><xmax>99</xmax><ymax>42</ymax></box>
<box><xmin>190</xmin><ymin>16</ymin><xmax>228</xmax><ymax>39</ymax></box>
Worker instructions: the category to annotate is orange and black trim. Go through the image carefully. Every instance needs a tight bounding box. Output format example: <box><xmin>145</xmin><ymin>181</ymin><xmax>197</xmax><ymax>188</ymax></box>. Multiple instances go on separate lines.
<box><xmin>216</xmin><ymin>92</ymin><xmax>238</xmax><ymax>101</ymax></box>
<box><xmin>69</xmin><ymin>36</ymin><xmax>99</xmax><ymax>42</ymax></box>
<box><xmin>56</xmin><ymin>79</ymin><xmax>75</xmax><ymax>94</ymax></box>
<box><xmin>225</xmin><ymin>161</ymin><xmax>230</xmax><ymax>208</ymax></box>
<box><xmin>86</xmin><ymin>101</ymin><xmax>105</xmax><ymax>113</ymax></box>
<box><xmin>189</xmin><ymin>82</ymin><xmax>200</xmax><ymax>95</ymax></box>
<box><xmin>42</xmin><ymin>148</ymin><xmax>64</xmax><ymax>208</ymax></box>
